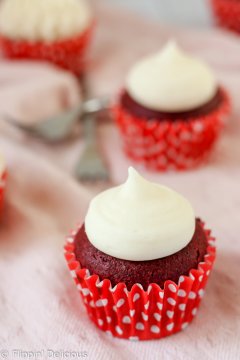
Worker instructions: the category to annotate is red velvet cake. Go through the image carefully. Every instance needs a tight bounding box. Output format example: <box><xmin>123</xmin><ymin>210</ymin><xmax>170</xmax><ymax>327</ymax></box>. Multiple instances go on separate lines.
<box><xmin>74</xmin><ymin>219</ymin><xmax>208</xmax><ymax>290</ymax></box>
<box><xmin>120</xmin><ymin>87</ymin><xmax>225</xmax><ymax>121</ymax></box>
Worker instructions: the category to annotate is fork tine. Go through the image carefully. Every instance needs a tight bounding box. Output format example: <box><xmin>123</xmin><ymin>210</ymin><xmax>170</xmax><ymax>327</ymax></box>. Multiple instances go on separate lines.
<box><xmin>75</xmin><ymin>152</ymin><xmax>109</xmax><ymax>181</ymax></box>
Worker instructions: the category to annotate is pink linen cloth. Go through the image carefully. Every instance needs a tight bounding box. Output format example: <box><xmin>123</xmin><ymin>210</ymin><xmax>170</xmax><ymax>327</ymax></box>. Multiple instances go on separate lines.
<box><xmin>0</xmin><ymin>3</ymin><xmax>240</xmax><ymax>359</ymax></box>
<box><xmin>0</xmin><ymin>61</ymin><xmax>81</xmax><ymax>125</ymax></box>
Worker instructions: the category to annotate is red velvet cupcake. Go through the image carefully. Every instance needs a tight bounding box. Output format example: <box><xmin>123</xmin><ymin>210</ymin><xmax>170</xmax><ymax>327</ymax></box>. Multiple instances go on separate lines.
<box><xmin>0</xmin><ymin>0</ymin><xmax>94</xmax><ymax>76</ymax></box>
<box><xmin>113</xmin><ymin>41</ymin><xmax>231</xmax><ymax>171</ymax></box>
<box><xmin>210</xmin><ymin>0</ymin><xmax>240</xmax><ymax>34</ymax></box>
<box><xmin>64</xmin><ymin>167</ymin><xmax>216</xmax><ymax>340</ymax></box>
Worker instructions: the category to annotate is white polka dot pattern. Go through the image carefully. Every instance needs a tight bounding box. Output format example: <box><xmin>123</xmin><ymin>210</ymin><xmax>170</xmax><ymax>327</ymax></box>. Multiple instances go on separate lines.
<box><xmin>179</xmin><ymin>304</ymin><xmax>186</xmax><ymax>311</ymax></box>
<box><xmin>114</xmin><ymin>89</ymin><xmax>230</xmax><ymax>171</ymax></box>
<box><xmin>166</xmin><ymin>323</ymin><xmax>174</xmax><ymax>331</ymax></box>
<box><xmin>98</xmin><ymin>319</ymin><xmax>103</xmax><ymax>326</ymax></box>
<box><xmin>64</xmin><ymin>221</ymin><xmax>216</xmax><ymax>340</ymax></box>
<box><xmin>133</xmin><ymin>293</ymin><xmax>140</xmax><ymax>302</ymax></box>
<box><xmin>189</xmin><ymin>291</ymin><xmax>197</xmax><ymax>299</ymax></box>
<box><xmin>167</xmin><ymin>298</ymin><xmax>176</xmax><ymax>306</ymax></box>
<box><xmin>151</xmin><ymin>325</ymin><xmax>160</xmax><ymax>334</ymax></box>
<box><xmin>166</xmin><ymin>311</ymin><xmax>174</xmax><ymax>319</ymax></box>
<box><xmin>168</xmin><ymin>284</ymin><xmax>177</xmax><ymax>293</ymax></box>
<box><xmin>129</xmin><ymin>336</ymin><xmax>139</xmax><ymax>341</ymax></box>
<box><xmin>115</xmin><ymin>326</ymin><xmax>123</xmax><ymax>335</ymax></box>
<box><xmin>136</xmin><ymin>322</ymin><xmax>144</xmax><ymax>330</ymax></box>
<box><xmin>0</xmin><ymin>26</ymin><xmax>94</xmax><ymax>76</ymax></box>
<box><xmin>130</xmin><ymin>310</ymin><xmax>135</xmax><ymax>317</ymax></box>
<box><xmin>144</xmin><ymin>301</ymin><xmax>150</xmax><ymax>310</ymax></box>
<box><xmin>116</xmin><ymin>299</ymin><xmax>125</xmax><ymax>308</ymax></box>
<box><xmin>122</xmin><ymin>316</ymin><xmax>131</xmax><ymax>324</ymax></box>
<box><xmin>95</xmin><ymin>299</ymin><xmax>108</xmax><ymax>307</ymax></box>
<box><xmin>141</xmin><ymin>312</ymin><xmax>148</xmax><ymax>321</ymax></box>
<box><xmin>154</xmin><ymin>313</ymin><xmax>161</xmax><ymax>322</ymax></box>
<box><xmin>178</xmin><ymin>289</ymin><xmax>187</xmax><ymax>297</ymax></box>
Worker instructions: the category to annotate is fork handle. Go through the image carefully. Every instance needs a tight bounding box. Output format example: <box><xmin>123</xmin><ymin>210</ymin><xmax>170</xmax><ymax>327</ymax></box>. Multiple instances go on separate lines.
<box><xmin>83</xmin><ymin>96</ymin><xmax>110</xmax><ymax>116</ymax></box>
<box><xmin>82</xmin><ymin>114</ymin><xmax>97</xmax><ymax>148</ymax></box>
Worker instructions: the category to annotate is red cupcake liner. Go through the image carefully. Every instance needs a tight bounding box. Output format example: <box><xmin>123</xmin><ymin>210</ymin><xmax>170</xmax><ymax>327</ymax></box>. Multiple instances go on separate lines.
<box><xmin>0</xmin><ymin>23</ymin><xmax>94</xmax><ymax>76</ymax></box>
<box><xmin>113</xmin><ymin>88</ymin><xmax>231</xmax><ymax>171</ymax></box>
<box><xmin>210</xmin><ymin>0</ymin><xmax>240</xmax><ymax>33</ymax></box>
<box><xmin>64</xmin><ymin>221</ymin><xmax>216</xmax><ymax>341</ymax></box>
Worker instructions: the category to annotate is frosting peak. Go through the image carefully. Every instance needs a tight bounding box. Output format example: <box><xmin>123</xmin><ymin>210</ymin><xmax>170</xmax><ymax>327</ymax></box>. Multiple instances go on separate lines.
<box><xmin>154</xmin><ymin>40</ymin><xmax>183</xmax><ymax>63</ymax></box>
<box><xmin>126</xmin><ymin>41</ymin><xmax>217</xmax><ymax>112</ymax></box>
<box><xmin>120</xmin><ymin>167</ymin><xmax>153</xmax><ymax>199</ymax></box>
<box><xmin>85</xmin><ymin>168</ymin><xmax>195</xmax><ymax>261</ymax></box>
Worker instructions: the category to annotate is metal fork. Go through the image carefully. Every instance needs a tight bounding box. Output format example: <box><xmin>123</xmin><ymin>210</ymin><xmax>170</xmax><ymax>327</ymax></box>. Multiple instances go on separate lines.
<box><xmin>2</xmin><ymin>95</ymin><xmax>111</xmax><ymax>182</ymax></box>
<box><xmin>75</xmin><ymin>113</ymin><xmax>109</xmax><ymax>182</ymax></box>
<box><xmin>2</xmin><ymin>96</ymin><xmax>110</xmax><ymax>142</ymax></box>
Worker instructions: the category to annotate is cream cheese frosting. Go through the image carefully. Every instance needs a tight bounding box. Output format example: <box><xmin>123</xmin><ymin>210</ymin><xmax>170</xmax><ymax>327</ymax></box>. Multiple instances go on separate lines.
<box><xmin>0</xmin><ymin>0</ymin><xmax>92</xmax><ymax>42</ymax></box>
<box><xmin>85</xmin><ymin>167</ymin><xmax>195</xmax><ymax>261</ymax></box>
<box><xmin>126</xmin><ymin>41</ymin><xmax>217</xmax><ymax>112</ymax></box>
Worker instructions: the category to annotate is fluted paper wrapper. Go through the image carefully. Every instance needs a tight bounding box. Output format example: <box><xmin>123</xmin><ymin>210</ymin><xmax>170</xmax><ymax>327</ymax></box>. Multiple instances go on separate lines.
<box><xmin>0</xmin><ymin>24</ymin><xmax>94</xmax><ymax>76</ymax></box>
<box><xmin>211</xmin><ymin>0</ymin><xmax>240</xmax><ymax>34</ymax></box>
<box><xmin>113</xmin><ymin>88</ymin><xmax>230</xmax><ymax>171</ymax></box>
<box><xmin>64</xmin><ymin>222</ymin><xmax>216</xmax><ymax>341</ymax></box>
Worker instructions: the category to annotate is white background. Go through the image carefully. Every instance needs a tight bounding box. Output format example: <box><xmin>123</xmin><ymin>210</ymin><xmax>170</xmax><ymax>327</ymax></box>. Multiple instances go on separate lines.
<box><xmin>103</xmin><ymin>0</ymin><xmax>213</xmax><ymax>27</ymax></box>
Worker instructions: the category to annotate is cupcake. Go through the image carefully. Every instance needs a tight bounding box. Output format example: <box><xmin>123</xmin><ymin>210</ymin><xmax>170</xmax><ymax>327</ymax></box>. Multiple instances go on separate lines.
<box><xmin>210</xmin><ymin>0</ymin><xmax>240</xmax><ymax>34</ymax></box>
<box><xmin>64</xmin><ymin>167</ymin><xmax>216</xmax><ymax>340</ymax></box>
<box><xmin>0</xmin><ymin>154</ymin><xmax>7</xmax><ymax>213</ymax></box>
<box><xmin>0</xmin><ymin>0</ymin><xmax>93</xmax><ymax>75</ymax></box>
<box><xmin>113</xmin><ymin>41</ymin><xmax>231</xmax><ymax>171</ymax></box>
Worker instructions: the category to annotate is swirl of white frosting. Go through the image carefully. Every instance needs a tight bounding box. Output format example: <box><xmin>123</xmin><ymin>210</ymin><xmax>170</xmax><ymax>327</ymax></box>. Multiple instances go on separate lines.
<box><xmin>85</xmin><ymin>167</ymin><xmax>195</xmax><ymax>261</ymax></box>
<box><xmin>126</xmin><ymin>41</ymin><xmax>217</xmax><ymax>112</ymax></box>
<box><xmin>0</xmin><ymin>0</ymin><xmax>92</xmax><ymax>42</ymax></box>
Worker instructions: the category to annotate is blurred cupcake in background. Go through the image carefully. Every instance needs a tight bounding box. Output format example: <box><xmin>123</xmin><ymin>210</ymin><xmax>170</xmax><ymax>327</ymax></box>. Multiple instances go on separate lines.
<box><xmin>0</xmin><ymin>153</ymin><xmax>6</xmax><ymax>214</ymax></box>
<box><xmin>0</xmin><ymin>0</ymin><xmax>94</xmax><ymax>75</ymax></box>
<box><xmin>65</xmin><ymin>167</ymin><xmax>216</xmax><ymax>340</ymax></box>
<box><xmin>210</xmin><ymin>0</ymin><xmax>240</xmax><ymax>34</ymax></box>
<box><xmin>113</xmin><ymin>41</ymin><xmax>231</xmax><ymax>171</ymax></box>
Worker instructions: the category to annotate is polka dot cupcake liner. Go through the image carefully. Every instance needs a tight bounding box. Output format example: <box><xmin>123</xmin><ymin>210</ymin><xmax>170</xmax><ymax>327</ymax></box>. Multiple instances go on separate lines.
<box><xmin>0</xmin><ymin>23</ymin><xmax>94</xmax><ymax>76</ymax></box>
<box><xmin>210</xmin><ymin>0</ymin><xmax>240</xmax><ymax>34</ymax></box>
<box><xmin>113</xmin><ymin>88</ymin><xmax>230</xmax><ymax>171</ymax></box>
<box><xmin>64</xmin><ymin>221</ymin><xmax>216</xmax><ymax>341</ymax></box>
